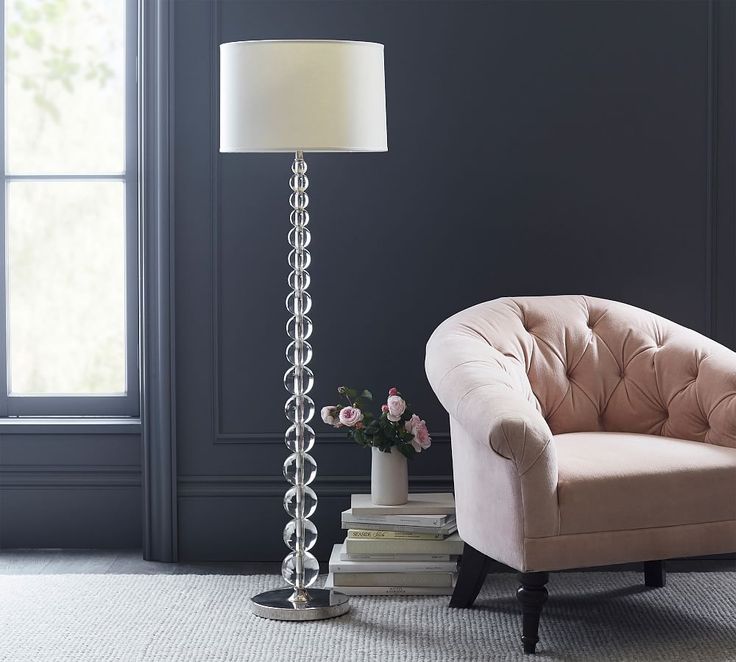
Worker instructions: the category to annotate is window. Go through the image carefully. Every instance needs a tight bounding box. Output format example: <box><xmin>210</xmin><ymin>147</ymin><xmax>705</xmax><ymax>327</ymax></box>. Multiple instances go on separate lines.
<box><xmin>1</xmin><ymin>0</ymin><xmax>138</xmax><ymax>417</ymax></box>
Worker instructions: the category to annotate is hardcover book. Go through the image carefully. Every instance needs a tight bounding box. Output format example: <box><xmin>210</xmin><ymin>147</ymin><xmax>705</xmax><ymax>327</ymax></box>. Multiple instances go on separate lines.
<box><xmin>347</xmin><ymin>529</ymin><xmax>446</xmax><ymax>540</ymax></box>
<box><xmin>340</xmin><ymin>519</ymin><xmax>458</xmax><ymax>536</ymax></box>
<box><xmin>333</xmin><ymin>572</ymin><xmax>455</xmax><ymax>588</ymax></box>
<box><xmin>329</xmin><ymin>544</ymin><xmax>457</xmax><ymax>573</ymax></box>
<box><xmin>350</xmin><ymin>492</ymin><xmax>455</xmax><ymax>516</ymax></box>
<box><xmin>340</xmin><ymin>552</ymin><xmax>451</xmax><ymax>562</ymax></box>
<box><xmin>344</xmin><ymin>532</ymin><xmax>463</xmax><ymax>556</ymax></box>
<box><xmin>325</xmin><ymin>574</ymin><xmax>455</xmax><ymax>596</ymax></box>
<box><xmin>341</xmin><ymin>510</ymin><xmax>455</xmax><ymax>528</ymax></box>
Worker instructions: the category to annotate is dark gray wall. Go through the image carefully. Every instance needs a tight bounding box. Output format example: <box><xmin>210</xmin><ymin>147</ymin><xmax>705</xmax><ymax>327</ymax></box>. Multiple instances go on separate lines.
<box><xmin>174</xmin><ymin>0</ymin><xmax>736</xmax><ymax>560</ymax></box>
<box><xmin>2</xmin><ymin>0</ymin><xmax>734</xmax><ymax>558</ymax></box>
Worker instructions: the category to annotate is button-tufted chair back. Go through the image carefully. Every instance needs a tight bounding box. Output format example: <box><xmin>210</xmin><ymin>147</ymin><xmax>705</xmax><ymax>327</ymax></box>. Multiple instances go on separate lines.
<box><xmin>427</xmin><ymin>295</ymin><xmax>736</xmax><ymax>448</ymax></box>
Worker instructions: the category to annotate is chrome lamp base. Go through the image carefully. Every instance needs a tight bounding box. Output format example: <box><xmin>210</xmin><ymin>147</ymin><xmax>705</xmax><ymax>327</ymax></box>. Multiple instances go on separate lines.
<box><xmin>251</xmin><ymin>588</ymin><xmax>350</xmax><ymax>621</ymax></box>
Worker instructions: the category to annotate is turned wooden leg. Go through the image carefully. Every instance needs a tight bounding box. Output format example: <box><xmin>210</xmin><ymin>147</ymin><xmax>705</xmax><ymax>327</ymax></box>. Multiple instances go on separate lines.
<box><xmin>449</xmin><ymin>543</ymin><xmax>491</xmax><ymax>608</ymax></box>
<box><xmin>516</xmin><ymin>571</ymin><xmax>549</xmax><ymax>654</ymax></box>
<box><xmin>644</xmin><ymin>560</ymin><xmax>666</xmax><ymax>588</ymax></box>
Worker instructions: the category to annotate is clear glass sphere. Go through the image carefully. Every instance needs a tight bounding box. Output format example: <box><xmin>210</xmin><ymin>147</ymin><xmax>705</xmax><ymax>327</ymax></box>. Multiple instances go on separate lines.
<box><xmin>285</xmin><ymin>424</ymin><xmax>315</xmax><ymax>453</ymax></box>
<box><xmin>286</xmin><ymin>315</ymin><xmax>313</xmax><ymax>341</ymax></box>
<box><xmin>283</xmin><ymin>452</ymin><xmax>317</xmax><ymax>486</ymax></box>
<box><xmin>287</xmin><ymin>270</ymin><xmax>311</xmax><ymax>292</ymax></box>
<box><xmin>292</xmin><ymin>159</ymin><xmax>307</xmax><ymax>176</ymax></box>
<box><xmin>289</xmin><ymin>192</ymin><xmax>309</xmax><ymax>210</ymax></box>
<box><xmin>290</xmin><ymin>209</ymin><xmax>310</xmax><ymax>227</ymax></box>
<box><xmin>288</xmin><ymin>249</ymin><xmax>311</xmax><ymax>271</ymax></box>
<box><xmin>281</xmin><ymin>550</ymin><xmax>319</xmax><ymax>588</ymax></box>
<box><xmin>283</xmin><ymin>518</ymin><xmax>317</xmax><ymax>551</ymax></box>
<box><xmin>289</xmin><ymin>174</ymin><xmax>308</xmax><ymax>193</ymax></box>
<box><xmin>286</xmin><ymin>340</ymin><xmax>313</xmax><ymax>366</ymax></box>
<box><xmin>285</xmin><ymin>394</ymin><xmax>315</xmax><ymax>424</ymax></box>
<box><xmin>288</xmin><ymin>227</ymin><xmax>311</xmax><ymax>251</ymax></box>
<box><xmin>286</xmin><ymin>291</ymin><xmax>312</xmax><ymax>316</ymax></box>
<box><xmin>283</xmin><ymin>485</ymin><xmax>318</xmax><ymax>519</ymax></box>
<box><xmin>283</xmin><ymin>365</ymin><xmax>314</xmax><ymax>395</ymax></box>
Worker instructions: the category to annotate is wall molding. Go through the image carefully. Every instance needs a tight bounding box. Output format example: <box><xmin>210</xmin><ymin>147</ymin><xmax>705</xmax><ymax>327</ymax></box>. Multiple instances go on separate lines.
<box><xmin>214</xmin><ymin>431</ymin><xmax>452</xmax><ymax>445</ymax></box>
<box><xmin>705</xmin><ymin>0</ymin><xmax>719</xmax><ymax>340</ymax></box>
<box><xmin>706</xmin><ymin>0</ymin><xmax>736</xmax><ymax>349</ymax></box>
<box><xmin>718</xmin><ymin>0</ymin><xmax>736</xmax><ymax>349</ymax></box>
<box><xmin>0</xmin><ymin>465</ymin><xmax>141</xmax><ymax>489</ymax></box>
<box><xmin>140</xmin><ymin>0</ymin><xmax>178</xmax><ymax>562</ymax></box>
<box><xmin>207</xmin><ymin>3</ymin><xmax>448</xmax><ymax>445</ymax></box>
<box><xmin>210</xmin><ymin>1</ymin><xmax>227</xmax><ymax>443</ymax></box>
<box><xmin>178</xmin><ymin>474</ymin><xmax>454</xmax><ymax>498</ymax></box>
<box><xmin>0</xmin><ymin>419</ymin><xmax>141</xmax><ymax>435</ymax></box>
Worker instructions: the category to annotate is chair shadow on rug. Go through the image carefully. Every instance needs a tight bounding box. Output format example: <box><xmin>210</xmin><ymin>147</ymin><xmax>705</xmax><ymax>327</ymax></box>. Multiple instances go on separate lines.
<box><xmin>465</xmin><ymin>571</ymin><xmax>736</xmax><ymax>661</ymax></box>
<box><xmin>426</xmin><ymin>295</ymin><xmax>736</xmax><ymax>654</ymax></box>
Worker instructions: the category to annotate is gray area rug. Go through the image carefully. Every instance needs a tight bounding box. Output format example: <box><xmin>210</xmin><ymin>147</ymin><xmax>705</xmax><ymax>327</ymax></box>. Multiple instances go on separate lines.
<box><xmin>1</xmin><ymin>572</ymin><xmax>734</xmax><ymax>661</ymax></box>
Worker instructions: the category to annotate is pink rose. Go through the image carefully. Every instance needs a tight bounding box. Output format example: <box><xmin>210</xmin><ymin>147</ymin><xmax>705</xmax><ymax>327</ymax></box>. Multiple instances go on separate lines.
<box><xmin>321</xmin><ymin>406</ymin><xmax>339</xmax><ymax>427</ymax></box>
<box><xmin>339</xmin><ymin>406</ymin><xmax>364</xmax><ymax>428</ymax></box>
<box><xmin>388</xmin><ymin>387</ymin><xmax>398</xmax><ymax>396</ymax></box>
<box><xmin>386</xmin><ymin>395</ymin><xmax>406</xmax><ymax>422</ymax></box>
<box><xmin>406</xmin><ymin>414</ymin><xmax>431</xmax><ymax>453</ymax></box>
<box><xmin>381</xmin><ymin>404</ymin><xmax>389</xmax><ymax>413</ymax></box>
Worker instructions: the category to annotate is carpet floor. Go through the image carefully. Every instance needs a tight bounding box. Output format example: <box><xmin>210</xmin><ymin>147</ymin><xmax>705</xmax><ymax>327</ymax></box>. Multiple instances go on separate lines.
<box><xmin>1</xmin><ymin>572</ymin><xmax>734</xmax><ymax>661</ymax></box>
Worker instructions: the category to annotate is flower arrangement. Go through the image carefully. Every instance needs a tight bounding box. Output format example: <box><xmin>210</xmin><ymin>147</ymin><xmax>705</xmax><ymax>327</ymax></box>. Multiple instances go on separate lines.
<box><xmin>321</xmin><ymin>386</ymin><xmax>431</xmax><ymax>458</ymax></box>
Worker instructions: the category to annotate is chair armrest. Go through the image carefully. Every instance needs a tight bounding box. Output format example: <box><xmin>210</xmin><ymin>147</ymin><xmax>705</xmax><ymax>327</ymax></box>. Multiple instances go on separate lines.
<box><xmin>425</xmin><ymin>327</ymin><xmax>554</xmax><ymax>472</ymax></box>
<box><xmin>455</xmin><ymin>385</ymin><xmax>554</xmax><ymax>476</ymax></box>
<box><xmin>426</xmin><ymin>337</ymin><xmax>560</xmax><ymax>539</ymax></box>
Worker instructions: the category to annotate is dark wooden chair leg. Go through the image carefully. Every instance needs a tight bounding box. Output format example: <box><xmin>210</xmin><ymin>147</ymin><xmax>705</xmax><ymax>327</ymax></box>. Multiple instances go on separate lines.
<box><xmin>449</xmin><ymin>543</ymin><xmax>491</xmax><ymax>608</ymax></box>
<box><xmin>516</xmin><ymin>571</ymin><xmax>549</xmax><ymax>654</ymax></box>
<box><xmin>644</xmin><ymin>560</ymin><xmax>666</xmax><ymax>587</ymax></box>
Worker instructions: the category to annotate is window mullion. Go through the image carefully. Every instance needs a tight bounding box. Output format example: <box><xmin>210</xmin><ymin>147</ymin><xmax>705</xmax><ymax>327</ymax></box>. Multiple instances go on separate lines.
<box><xmin>5</xmin><ymin>174</ymin><xmax>126</xmax><ymax>181</ymax></box>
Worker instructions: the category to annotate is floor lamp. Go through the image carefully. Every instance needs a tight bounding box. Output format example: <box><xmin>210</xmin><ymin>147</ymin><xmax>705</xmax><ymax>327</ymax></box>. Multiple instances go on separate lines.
<box><xmin>219</xmin><ymin>40</ymin><xmax>388</xmax><ymax>620</ymax></box>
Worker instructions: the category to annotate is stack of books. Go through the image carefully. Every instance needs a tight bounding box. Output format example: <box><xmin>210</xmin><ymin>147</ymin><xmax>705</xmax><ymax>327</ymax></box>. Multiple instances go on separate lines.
<box><xmin>325</xmin><ymin>492</ymin><xmax>462</xmax><ymax>595</ymax></box>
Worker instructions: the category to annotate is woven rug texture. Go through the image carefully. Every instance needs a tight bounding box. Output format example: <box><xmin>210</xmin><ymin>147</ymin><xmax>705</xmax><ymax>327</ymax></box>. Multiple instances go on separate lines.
<box><xmin>1</xmin><ymin>572</ymin><xmax>734</xmax><ymax>661</ymax></box>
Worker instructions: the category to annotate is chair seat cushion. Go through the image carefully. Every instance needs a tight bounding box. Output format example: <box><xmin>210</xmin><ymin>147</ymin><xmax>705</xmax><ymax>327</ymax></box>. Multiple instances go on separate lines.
<box><xmin>555</xmin><ymin>432</ymin><xmax>736</xmax><ymax>536</ymax></box>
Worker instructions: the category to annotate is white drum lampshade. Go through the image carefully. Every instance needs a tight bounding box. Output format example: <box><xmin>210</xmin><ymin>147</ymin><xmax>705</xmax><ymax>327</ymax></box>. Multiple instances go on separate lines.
<box><xmin>220</xmin><ymin>40</ymin><xmax>387</xmax><ymax>153</ymax></box>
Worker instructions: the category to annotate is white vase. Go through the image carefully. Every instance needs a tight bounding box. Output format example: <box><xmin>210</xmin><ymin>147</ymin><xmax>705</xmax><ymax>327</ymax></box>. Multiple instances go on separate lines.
<box><xmin>371</xmin><ymin>447</ymin><xmax>409</xmax><ymax>506</ymax></box>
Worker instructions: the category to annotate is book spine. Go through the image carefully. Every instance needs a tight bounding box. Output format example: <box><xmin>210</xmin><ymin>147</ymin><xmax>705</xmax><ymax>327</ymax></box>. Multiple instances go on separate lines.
<box><xmin>328</xmin><ymin>584</ymin><xmax>455</xmax><ymax>596</ymax></box>
<box><xmin>345</xmin><ymin>538</ymin><xmax>464</xmax><ymax>556</ymax></box>
<box><xmin>351</xmin><ymin>508</ymin><xmax>455</xmax><ymax>517</ymax></box>
<box><xmin>343</xmin><ymin>514</ymin><xmax>450</xmax><ymax>526</ymax></box>
<box><xmin>349</xmin><ymin>494</ymin><xmax>455</xmax><ymax>518</ymax></box>
<box><xmin>347</xmin><ymin>529</ymin><xmax>445</xmax><ymax>541</ymax></box>
<box><xmin>340</xmin><ymin>553</ymin><xmax>451</xmax><ymax>562</ymax></box>
<box><xmin>341</xmin><ymin>521</ymin><xmax>458</xmax><ymax>535</ymax></box>
<box><xmin>333</xmin><ymin>572</ymin><xmax>455</xmax><ymax>588</ymax></box>
<box><xmin>329</xmin><ymin>560</ymin><xmax>457</xmax><ymax>573</ymax></box>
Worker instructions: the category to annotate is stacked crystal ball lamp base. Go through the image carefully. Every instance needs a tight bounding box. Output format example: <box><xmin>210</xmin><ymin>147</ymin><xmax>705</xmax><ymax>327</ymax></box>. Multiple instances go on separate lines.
<box><xmin>250</xmin><ymin>151</ymin><xmax>349</xmax><ymax>621</ymax></box>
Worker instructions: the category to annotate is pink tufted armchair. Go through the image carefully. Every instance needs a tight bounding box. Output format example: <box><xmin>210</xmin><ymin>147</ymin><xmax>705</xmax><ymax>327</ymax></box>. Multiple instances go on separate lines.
<box><xmin>425</xmin><ymin>295</ymin><xmax>736</xmax><ymax>654</ymax></box>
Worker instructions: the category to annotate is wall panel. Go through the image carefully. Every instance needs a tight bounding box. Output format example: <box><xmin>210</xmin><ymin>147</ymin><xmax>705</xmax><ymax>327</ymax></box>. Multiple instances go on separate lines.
<box><xmin>174</xmin><ymin>0</ymin><xmax>734</xmax><ymax>560</ymax></box>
